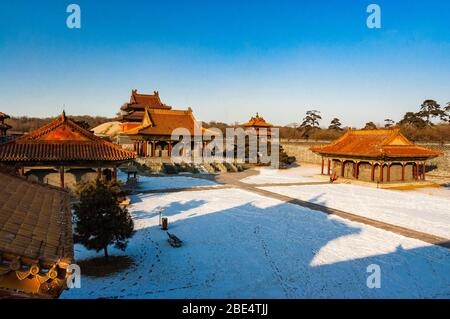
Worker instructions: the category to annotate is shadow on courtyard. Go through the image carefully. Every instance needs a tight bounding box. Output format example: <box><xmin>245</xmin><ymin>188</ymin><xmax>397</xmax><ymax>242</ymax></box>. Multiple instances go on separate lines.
<box><xmin>128</xmin><ymin>193</ymin><xmax>450</xmax><ymax>298</ymax></box>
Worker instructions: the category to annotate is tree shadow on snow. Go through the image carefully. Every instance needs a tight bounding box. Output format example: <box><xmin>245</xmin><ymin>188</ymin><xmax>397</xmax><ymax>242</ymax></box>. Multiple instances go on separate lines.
<box><xmin>132</xmin><ymin>199</ymin><xmax>208</xmax><ymax>221</ymax></box>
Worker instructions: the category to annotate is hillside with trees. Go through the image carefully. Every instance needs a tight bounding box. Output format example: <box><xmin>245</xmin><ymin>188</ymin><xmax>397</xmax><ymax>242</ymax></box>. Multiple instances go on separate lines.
<box><xmin>4</xmin><ymin>100</ymin><xmax>450</xmax><ymax>142</ymax></box>
<box><xmin>5</xmin><ymin>115</ymin><xmax>112</xmax><ymax>133</ymax></box>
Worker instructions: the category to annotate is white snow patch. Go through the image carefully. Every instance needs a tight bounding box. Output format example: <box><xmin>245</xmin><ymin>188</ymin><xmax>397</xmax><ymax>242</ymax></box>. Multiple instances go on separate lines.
<box><xmin>63</xmin><ymin>188</ymin><xmax>450</xmax><ymax>299</ymax></box>
<box><xmin>241</xmin><ymin>165</ymin><xmax>323</xmax><ymax>184</ymax></box>
<box><xmin>260</xmin><ymin>184</ymin><xmax>450</xmax><ymax>239</ymax></box>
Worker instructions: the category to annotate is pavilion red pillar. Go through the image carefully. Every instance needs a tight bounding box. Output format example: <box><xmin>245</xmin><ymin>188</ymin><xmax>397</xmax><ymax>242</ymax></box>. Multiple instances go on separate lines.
<box><xmin>414</xmin><ymin>162</ymin><xmax>418</xmax><ymax>180</ymax></box>
<box><xmin>327</xmin><ymin>159</ymin><xmax>331</xmax><ymax>175</ymax></box>
<box><xmin>59</xmin><ymin>166</ymin><xmax>65</xmax><ymax>188</ymax></box>
<box><xmin>340</xmin><ymin>161</ymin><xmax>345</xmax><ymax>177</ymax></box>
<box><xmin>370</xmin><ymin>163</ymin><xmax>375</xmax><ymax>182</ymax></box>
<box><xmin>168</xmin><ymin>142</ymin><xmax>172</xmax><ymax>158</ymax></box>
<box><xmin>401</xmin><ymin>164</ymin><xmax>405</xmax><ymax>181</ymax></box>
<box><xmin>378</xmin><ymin>163</ymin><xmax>383</xmax><ymax>183</ymax></box>
<box><xmin>355</xmin><ymin>162</ymin><xmax>359</xmax><ymax>179</ymax></box>
<box><xmin>422</xmin><ymin>162</ymin><xmax>426</xmax><ymax>180</ymax></box>
<box><xmin>387</xmin><ymin>163</ymin><xmax>391</xmax><ymax>182</ymax></box>
<box><xmin>321</xmin><ymin>158</ymin><xmax>324</xmax><ymax>175</ymax></box>
<box><xmin>19</xmin><ymin>167</ymin><xmax>25</xmax><ymax>177</ymax></box>
<box><xmin>152</xmin><ymin>141</ymin><xmax>156</xmax><ymax>157</ymax></box>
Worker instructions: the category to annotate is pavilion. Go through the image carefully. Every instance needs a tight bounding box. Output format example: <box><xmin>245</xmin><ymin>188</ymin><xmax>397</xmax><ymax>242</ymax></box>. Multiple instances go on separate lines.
<box><xmin>310</xmin><ymin>128</ymin><xmax>443</xmax><ymax>183</ymax></box>
<box><xmin>0</xmin><ymin>166</ymin><xmax>73</xmax><ymax>298</ymax></box>
<box><xmin>0</xmin><ymin>112</ymin><xmax>136</xmax><ymax>189</ymax></box>
<box><xmin>118</xmin><ymin>89</ymin><xmax>209</xmax><ymax>158</ymax></box>
<box><xmin>242</xmin><ymin>112</ymin><xmax>273</xmax><ymax>133</ymax></box>
<box><xmin>240</xmin><ymin>113</ymin><xmax>278</xmax><ymax>165</ymax></box>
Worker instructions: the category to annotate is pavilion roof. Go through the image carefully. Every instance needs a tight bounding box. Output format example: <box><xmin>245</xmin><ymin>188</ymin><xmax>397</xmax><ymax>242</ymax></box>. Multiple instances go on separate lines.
<box><xmin>0</xmin><ymin>166</ymin><xmax>73</xmax><ymax>264</ymax></box>
<box><xmin>310</xmin><ymin>128</ymin><xmax>443</xmax><ymax>159</ymax></box>
<box><xmin>122</xmin><ymin>108</ymin><xmax>209</xmax><ymax>136</ymax></box>
<box><xmin>0</xmin><ymin>112</ymin><xmax>136</xmax><ymax>163</ymax></box>
<box><xmin>243</xmin><ymin>113</ymin><xmax>273</xmax><ymax>128</ymax></box>
<box><xmin>120</xmin><ymin>89</ymin><xmax>172</xmax><ymax>111</ymax></box>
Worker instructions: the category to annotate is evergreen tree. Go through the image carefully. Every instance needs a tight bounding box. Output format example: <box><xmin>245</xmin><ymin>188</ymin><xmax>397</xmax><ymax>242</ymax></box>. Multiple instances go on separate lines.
<box><xmin>445</xmin><ymin>102</ymin><xmax>450</xmax><ymax>122</ymax></box>
<box><xmin>299</xmin><ymin>110</ymin><xmax>321</xmax><ymax>138</ymax></box>
<box><xmin>398</xmin><ymin>112</ymin><xmax>427</xmax><ymax>128</ymax></box>
<box><xmin>363</xmin><ymin>122</ymin><xmax>377</xmax><ymax>130</ymax></box>
<box><xmin>73</xmin><ymin>179</ymin><xmax>134</xmax><ymax>260</ymax></box>
<box><xmin>328</xmin><ymin>118</ymin><xmax>343</xmax><ymax>130</ymax></box>
<box><xmin>419</xmin><ymin>99</ymin><xmax>445</xmax><ymax>125</ymax></box>
<box><xmin>384</xmin><ymin>119</ymin><xmax>395</xmax><ymax>128</ymax></box>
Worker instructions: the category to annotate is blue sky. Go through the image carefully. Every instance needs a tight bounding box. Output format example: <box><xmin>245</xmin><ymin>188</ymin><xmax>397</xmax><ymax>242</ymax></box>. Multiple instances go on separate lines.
<box><xmin>1</xmin><ymin>0</ymin><xmax>450</xmax><ymax>127</ymax></box>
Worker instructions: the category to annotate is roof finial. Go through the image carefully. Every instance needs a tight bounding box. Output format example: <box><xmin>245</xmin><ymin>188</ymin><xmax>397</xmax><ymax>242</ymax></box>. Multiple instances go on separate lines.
<box><xmin>61</xmin><ymin>108</ymin><xmax>66</xmax><ymax>121</ymax></box>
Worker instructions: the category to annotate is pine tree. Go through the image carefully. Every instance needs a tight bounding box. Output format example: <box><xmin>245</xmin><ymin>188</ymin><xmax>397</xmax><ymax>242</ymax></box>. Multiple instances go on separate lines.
<box><xmin>328</xmin><ymin>118</ymin><xmax>343</xmax><ymax>130</ymax></box>
<box><xmin>384</xmin><ymin>119</ymin><xmax>395</xmax><ymax>128</ymax></box>
<box><xmin>73</xmin><ymin>179</ymin><xmax>134</xmax><ymax>260</ymax></box>
<box><xmin>299</xmin><ymin>110</ymin><xmax>322</xmax><ymax>138</ymax></box>
<box><xmin>363</xmin><ymin>122</ymin><xmax>377</xmax><ymax>130</ymax></box>
<box><xmin>398</xmin><ymin>112</ymin><xmax>427</xmax><ymax>128</ymax></box>
<box><xmin>445</xmin><ymin>102</ymin><xmax>450</xmax><ymax>122</ymax></box>
<box><xmin>419</xmin><ymin>99</ymin><xmax>445</xmax><ymax>125</ymax></box>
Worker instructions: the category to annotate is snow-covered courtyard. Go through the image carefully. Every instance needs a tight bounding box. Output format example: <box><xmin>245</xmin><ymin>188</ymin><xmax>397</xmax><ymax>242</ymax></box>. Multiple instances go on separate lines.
<box><xmin>260</xmin><ymin>184</ymin><xmax>450</xmax><ymax>238</ymax></box>
<box><xmin>240</xmin><ymin>165</ymin><xmax>323</xmax><ymax>184</ymax></box>
<box><xmin>63</xmin><ymin>171</ymin><xmax>450</xmax><ymax>299</ymax></box>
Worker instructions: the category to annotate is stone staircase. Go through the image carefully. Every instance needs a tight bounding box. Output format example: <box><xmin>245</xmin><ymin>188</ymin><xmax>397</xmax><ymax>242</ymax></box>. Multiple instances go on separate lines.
<box><xmin>130</xmin><ymin>158</ymin><xmax>241</xmax><ymax>175</ymax></box>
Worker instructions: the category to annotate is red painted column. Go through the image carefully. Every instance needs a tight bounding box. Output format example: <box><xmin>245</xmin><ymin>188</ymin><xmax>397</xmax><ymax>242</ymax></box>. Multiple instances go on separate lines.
<box><xmin>371</xmin><ymin>163</ymin><xmax>375</xmax><ymax>182</ymax></box>
<box><xmin>97</xmin><ymin>168</ymin><xmax>102</xmax><ymax>179</ymax></box>
<box><xmin>327</xmin><ymin>159</ymin><xmax>331</xmax><ymax>175</ymax></box>
<box><xmin>152</xmin><ymin>142</ymin><xmax>156</xmax><ymax>157</ymax></box>
<box><xmin>414</xmin><ymin>162</ymin><xmax>418</xmax><ymax>180</ymax></box>
<box><xmin>387</xmin><ymin>163</ymin><xmax>391</xmax><ymax>182</ymax></box>
<box><xmin>379</xmin><ymin>163</ymin><xmax>383</xmax><ymax>183</ymax></box>
<box><xmin>19</xmin><ymin>167</ymin><xmax>25</xmax><ymax>177</ymax></box>
<box><xmin>112</xmin><ymin>167</ymin><xmax>117</xmax><ymax>181</ymax></box>
<box><xmin>422</xmin><ymin>162</ymin><xmax>426</xmax><ymax>180</ymax></box>
<box><xmin>321</xmin><ymin>158</ymin><xmax>324</xmax><ymax>175</ymax></box>
<box><xmin>401</xmin><ymin>164</ymin><xmax>405</xmax><ymax>181</ymax></box>
<box><xmin>168</xmin><ymin>142</ymin><xmax>172</xmax><ymax>158</ymax></box>
<box><xmin>60</xmin><ymin>166</ymin><xmax>65</xmax><ymax>188</ymax></box>
<box><xmin>355</xmin><ymin>162</ymin><xmax>359</xmax><ymax>179</ymax></box>
<box><xmin>340</xmin><ymin>161</ymin><xmax>345</xmax><ymax>177</ymax></box>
